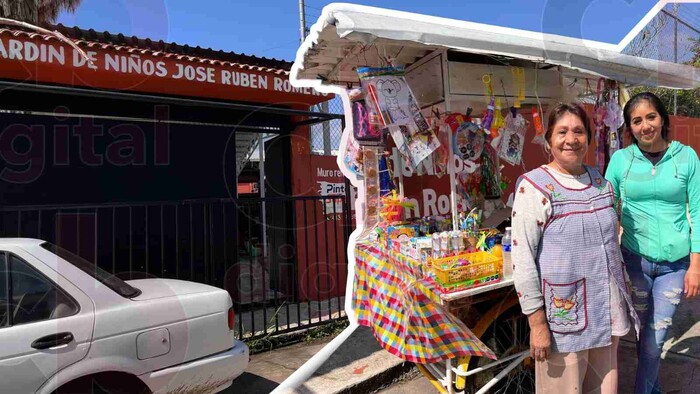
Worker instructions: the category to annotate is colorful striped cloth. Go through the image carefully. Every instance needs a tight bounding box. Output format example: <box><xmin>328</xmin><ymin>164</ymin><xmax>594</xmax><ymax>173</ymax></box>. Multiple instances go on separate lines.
<box><xmin>353</xmin><ymin>243</ymin><xmax>496</xmax><ymax>364</ymax></box>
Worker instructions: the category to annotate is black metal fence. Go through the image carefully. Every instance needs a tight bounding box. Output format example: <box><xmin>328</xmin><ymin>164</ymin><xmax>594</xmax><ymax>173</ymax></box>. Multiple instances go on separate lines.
<box><xmin>0</xmin><ymin>194</ymin><xmax>353</xmax><ymax>340</ymax></box>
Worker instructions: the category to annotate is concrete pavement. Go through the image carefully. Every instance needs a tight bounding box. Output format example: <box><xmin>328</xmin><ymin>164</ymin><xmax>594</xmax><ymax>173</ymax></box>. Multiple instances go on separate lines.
<box><xmin>227</xmin><ymin>296</ymin><xmax>699</xmax><ymax>393</ymax></box>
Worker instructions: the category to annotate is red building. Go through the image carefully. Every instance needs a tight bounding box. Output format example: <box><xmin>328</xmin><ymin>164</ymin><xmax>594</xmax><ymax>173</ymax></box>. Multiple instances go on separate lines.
<box><xmin>0</xmin><ymin>24</ymin><xmax>349</xmax><ymax>336</ymax></box>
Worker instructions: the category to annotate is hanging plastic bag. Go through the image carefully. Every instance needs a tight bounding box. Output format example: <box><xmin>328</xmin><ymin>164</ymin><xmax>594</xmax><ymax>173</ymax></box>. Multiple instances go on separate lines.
<box><xmin>605</xmin><ymin>87</ymin><xmax>624</xmax><ymax>158</ymax></box>
<box><xmin>359</xmin><ymin>66</ymin><xmax>439</xmax><ymax>168</ymax></box>
<box><xmin>498</xmin><ymin>110</ymin><xmax>527</xmax><ymax>166</ymax></box>
<box><xmin>343</xmin><ymin>130</ymin><xmax>363</xmax><ymax>177</ymax></box>
<box><xmin>593</xmin><ymin>78</ymin><xmax>608</xmax><ymax>174</ymax></box>
<box><xmin>481</xmin><ymin>141</ymin><xmax>501</xmax><ymax>199</ymax></box>
<box><xmin>350</xmin><ymin>88</ymin><xmax>384</xmax><ymax>145</ymax></box>
<box><xmin>490</xmin><ymin>98</ymin><xmax>504</xmax><ymax>139</ymax></box>
<box><xmin>453</xmin><ymin>121</ymin><xmax>484</xmax><ymax>162</ymax></box>
<box><xmin>531</xmin><ymin>107</ymin><xmax>546</xmax><ymax>145</ymax></box>
<box><xmin>433</xmin><ymin>119</ymin><xmax>451</xmax><ymax>178</ymax></box>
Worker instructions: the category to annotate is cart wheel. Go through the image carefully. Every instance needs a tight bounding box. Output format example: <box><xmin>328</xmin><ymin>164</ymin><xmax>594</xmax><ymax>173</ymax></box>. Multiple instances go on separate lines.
<box><xmin>467</xmin><ymin>304</ymin><xmax>534</xmax><ymax>393</ymax></box>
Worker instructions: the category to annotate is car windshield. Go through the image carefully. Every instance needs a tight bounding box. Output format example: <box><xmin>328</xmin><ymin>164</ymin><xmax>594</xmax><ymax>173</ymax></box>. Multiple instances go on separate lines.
<box><xmin>40</xmin><ymin>242</ymin><xmax>141</xmax><ymax>298</ymax></box>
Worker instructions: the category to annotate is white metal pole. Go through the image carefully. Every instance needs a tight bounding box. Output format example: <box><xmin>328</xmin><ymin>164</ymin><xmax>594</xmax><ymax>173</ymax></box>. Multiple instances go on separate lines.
<box><xmin>259</xmin><ymin>134</ymin><xmax>267</xmax><ymax>257</ymax></box>
<box><xmin>270</xmin><ymin>323</ymin><xmax>359</xmax><ymax>394</ymax></box>
<box><xmin>397</xmin><ymin>148</ymin><xmax>405</xmax><ymax>197</ymax></box>
<box><xmin>442</xmin><ymin>50</ymin><xmax>458</xmax><ymax>231</ymax></box>
<box><xmin>298</xmin><ymin>0</ymin><xmax>306</xmax><ymax>44</ymax></box>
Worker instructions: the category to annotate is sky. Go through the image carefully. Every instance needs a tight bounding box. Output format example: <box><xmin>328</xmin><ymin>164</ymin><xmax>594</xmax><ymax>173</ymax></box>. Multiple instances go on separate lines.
<box><xmin>56</xmin><ymin>0</ymin><xmax>661</xmax><ymax>62</ymax></box>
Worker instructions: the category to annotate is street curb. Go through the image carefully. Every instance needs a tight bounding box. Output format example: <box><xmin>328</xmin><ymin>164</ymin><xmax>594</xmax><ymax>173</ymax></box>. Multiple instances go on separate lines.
<box><xmin>334</xmin><ymin>361</ymin><xmax>417</xmax><ymax>394</ymax></box>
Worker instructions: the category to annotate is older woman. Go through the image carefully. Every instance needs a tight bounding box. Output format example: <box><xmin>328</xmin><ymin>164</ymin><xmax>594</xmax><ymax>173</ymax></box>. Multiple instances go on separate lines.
<box><xmin>511</xmin><ymin>103</ymin><xmax>639</xmax><ymax>393</ymax></box>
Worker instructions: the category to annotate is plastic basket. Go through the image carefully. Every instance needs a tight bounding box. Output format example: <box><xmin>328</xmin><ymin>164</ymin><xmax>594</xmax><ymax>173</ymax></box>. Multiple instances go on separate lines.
<box><xmin>431</xmin><ymin>251</ymin><xmax>501</xmax><ymax>285</ymax></box>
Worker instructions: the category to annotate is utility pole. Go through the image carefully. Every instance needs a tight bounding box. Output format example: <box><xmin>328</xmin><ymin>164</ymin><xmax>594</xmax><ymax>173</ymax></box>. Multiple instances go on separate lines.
<box><xmin>299</xmin><ymin>0</ymin><xmax>306</xmax><ymax>44</ymax></box>
<box><xmin>299</xmin><ymin>0</ymin><xmax>331</xmax><ymax>154</ymax></box>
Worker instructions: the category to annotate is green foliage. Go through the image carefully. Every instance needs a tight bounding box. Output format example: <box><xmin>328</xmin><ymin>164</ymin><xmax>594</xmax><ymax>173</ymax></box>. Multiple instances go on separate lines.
<box><xmin>0</xmin><ymin>0</ymin><xmax>81</xmax><ymax>24</ymax></box>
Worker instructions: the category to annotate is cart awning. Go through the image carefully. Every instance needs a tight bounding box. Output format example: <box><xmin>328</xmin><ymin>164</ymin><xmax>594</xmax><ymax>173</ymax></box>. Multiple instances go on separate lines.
<box><xmin>292</xmin><ymin>3</ymin><xmax>700</xmax><ymax>89</ymax></box>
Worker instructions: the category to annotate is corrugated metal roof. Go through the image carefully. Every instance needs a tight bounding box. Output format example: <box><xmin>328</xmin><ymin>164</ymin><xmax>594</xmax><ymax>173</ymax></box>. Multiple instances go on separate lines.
<box><xmin>0</xmin><ymin>23</ymin><xmax>293</xmax><ymax>75</ymax></box>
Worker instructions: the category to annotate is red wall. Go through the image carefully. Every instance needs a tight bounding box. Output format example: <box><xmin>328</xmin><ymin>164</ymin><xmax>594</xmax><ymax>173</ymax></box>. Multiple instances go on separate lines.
<box><xmin>290</xmin><ymin>121</ymin><xmax>348</xmax><ymax>301</ymax></box>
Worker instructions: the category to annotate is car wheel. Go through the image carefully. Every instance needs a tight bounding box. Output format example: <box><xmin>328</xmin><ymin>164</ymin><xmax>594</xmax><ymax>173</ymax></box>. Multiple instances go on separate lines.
<box><xmin>55</xmin><ymin>373</ymin><xmax>151</xmax><ymax>394</ymax></box>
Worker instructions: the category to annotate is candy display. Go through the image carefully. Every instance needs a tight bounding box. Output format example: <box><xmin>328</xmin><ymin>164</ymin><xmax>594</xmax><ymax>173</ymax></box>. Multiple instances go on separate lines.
<box><xmin>349</xmin><ymin>62</ymin><xmax>546</xmax><ymax>293</ymax></box>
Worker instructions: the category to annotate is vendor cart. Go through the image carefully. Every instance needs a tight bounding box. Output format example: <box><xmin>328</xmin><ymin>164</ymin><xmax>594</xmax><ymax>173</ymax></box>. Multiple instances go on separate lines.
<box><xmin>273</xmin><ymin>4</ymin><xmax>700</xmax><ymax>394</ymax></box>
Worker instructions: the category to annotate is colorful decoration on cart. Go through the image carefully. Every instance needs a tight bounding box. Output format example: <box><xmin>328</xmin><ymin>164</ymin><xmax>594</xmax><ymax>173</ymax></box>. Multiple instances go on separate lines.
<box><xmin>490</xmin><ymin>98</ymin><xmax>505</xmax><ymax>139</ymax></box>
<box><xmin>358</xmin><ymin>66</ymin><xmax>441</xmax><ymax>169</ymax></box>
<box><xmin>343</xmin><ymin>131</ymin><xmax>363</xmax><ymax>177</ymax></box>
<box><xmin>605</xmin><ymin>86</ymin><xmax>623</xmax><ymax>159</ymax></box>
<box><xmin>380</xmin><ymin>190</ymin><xmax>415</xmax><ymax>224</ymax></box>
<box><xmin>511</xmin><ymin>67</ymin><xmax>526</xmax><ymax>108</ymax></box>
<box><xmin>481</xmin><ymin>141</ymin><xmax>501</xmax><ymax>198</ymax></box>
<box><xmin>453</xmin><ymin>120</ymin><xmax>484</xmax><ymax>162</ymax></box>
<box><xmin>353</xmin><ymin>244</ymin><xmax>496</xmax><ymax>363</ymax></box>
<box><xmin>350</xmin><ymin>88</ymin><xmax>383</xmax><ymax>145</ymax></box>
<box><xmin>362</xmin><ymin>147</ymin><xmax>381</xmax><ymax>231</ymax></box>
<box><xmin>531</xmin><ymin>106</ymin><xmax>546</xmax><ymax>145</ymax></box>
<box><xmin>432</xmin><ymin>114</ymin><xmax>451</xmax><ymax>178</ymax></box>
<box><xmin>498</xmin><ymin>110</ymin><xmax>527</xmax><ymax>166</ymax></box>
<box><xmin>378</xmin><ymin>154</ymin><xmax>395</xmax><ymax>195</ymax></box>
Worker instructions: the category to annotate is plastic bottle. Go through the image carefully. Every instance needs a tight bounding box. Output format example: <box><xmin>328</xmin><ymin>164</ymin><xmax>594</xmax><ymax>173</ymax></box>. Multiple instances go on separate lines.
<box><xmin>501</xmin><ymin>227</ymin><xmax>513</xmax><ymax>280</ymax></box>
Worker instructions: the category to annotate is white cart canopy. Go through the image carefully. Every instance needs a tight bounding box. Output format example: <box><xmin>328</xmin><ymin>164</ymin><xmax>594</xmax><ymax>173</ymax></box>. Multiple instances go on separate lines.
<box><xmin>292</xmin><ymin>3</ymin><xmax>700</xmax><ymax>90</ymax></box>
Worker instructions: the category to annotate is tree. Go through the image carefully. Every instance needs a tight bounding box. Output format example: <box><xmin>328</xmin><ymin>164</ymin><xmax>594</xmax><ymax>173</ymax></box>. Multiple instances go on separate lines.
<box><xmin>629</xmin><ymin>37</ymin><xmax>700</xmax><ymax>118</ymax></box>
<box><xmin>0</xmin><ymin>0</ymin><xmax>81</xmax><ymax>24</ymax></box>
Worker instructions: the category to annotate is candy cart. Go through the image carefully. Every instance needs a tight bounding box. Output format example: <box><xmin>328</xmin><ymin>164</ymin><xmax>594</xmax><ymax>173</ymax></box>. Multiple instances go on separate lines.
<box><xmin>274</xmin><ymin>4</ymin><xmax>700</xmax><ymax>394</ymax></box>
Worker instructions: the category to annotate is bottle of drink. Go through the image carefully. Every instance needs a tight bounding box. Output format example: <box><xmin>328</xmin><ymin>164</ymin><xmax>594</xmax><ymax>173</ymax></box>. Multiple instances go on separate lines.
<box><xmin>501</xmin><ymin>227</ymin><xmax>513</xmax><ymax>280</ymax></box>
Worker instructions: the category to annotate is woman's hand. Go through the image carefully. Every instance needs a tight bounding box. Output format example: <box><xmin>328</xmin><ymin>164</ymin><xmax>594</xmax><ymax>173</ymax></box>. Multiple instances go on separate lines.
<box><xmin>527</xmin><ymin>309</ymin><xmax>551</xmax><ymax>361</ymax></box>
<box><xmin>685</xmin><ymin>253</ymin><xmax>700</xmax><ymax>299</ymax></box>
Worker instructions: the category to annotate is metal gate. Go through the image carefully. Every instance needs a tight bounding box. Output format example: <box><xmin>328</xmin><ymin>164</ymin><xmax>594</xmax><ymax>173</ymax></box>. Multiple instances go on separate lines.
<box><xmin>0</xmin><ymin>193</ymin><xmax>353</xmax><ymax>340</ymax></box>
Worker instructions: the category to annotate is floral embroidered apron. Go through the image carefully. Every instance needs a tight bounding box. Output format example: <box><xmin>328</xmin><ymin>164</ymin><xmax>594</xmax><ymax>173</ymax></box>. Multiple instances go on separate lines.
<box><xmin>522</xmin><ymin>166</ymin><xmax>639</xmax><ymax>353</ymax></box>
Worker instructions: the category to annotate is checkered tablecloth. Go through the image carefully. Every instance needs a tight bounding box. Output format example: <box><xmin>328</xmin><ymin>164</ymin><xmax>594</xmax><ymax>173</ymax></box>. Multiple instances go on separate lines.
<box><xmin>352</xmin><ymin>243</ymin><xmax>495</xmax><ymax>364</ymax></box>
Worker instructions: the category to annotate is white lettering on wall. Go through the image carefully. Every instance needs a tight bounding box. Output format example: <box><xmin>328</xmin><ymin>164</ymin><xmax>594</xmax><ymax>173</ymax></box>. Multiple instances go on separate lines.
<box><xmin>0</xmin><ymin>37</ymin><xmax>327</xmax><ymax>97</ymax></box>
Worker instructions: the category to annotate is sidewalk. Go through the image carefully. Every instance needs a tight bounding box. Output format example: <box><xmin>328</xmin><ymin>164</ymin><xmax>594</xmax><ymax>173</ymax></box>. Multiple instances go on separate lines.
<box><xmin>226</xmin><ymin>325</ymin><xmax>410</xmax><ymax>394</ymax></box>
<box><xmin>226</xmin><ymin>296</ymin><xmax>700</xmax><ymax>394</ymax></box>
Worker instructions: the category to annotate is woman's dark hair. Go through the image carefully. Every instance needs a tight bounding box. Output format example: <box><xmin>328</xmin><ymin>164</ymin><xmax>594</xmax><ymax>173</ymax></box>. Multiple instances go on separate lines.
<box><xmin>545</xmin><ymin>103</ymin><xmax>592</xmax><ymax>145</ymax></box>
<box><xmin>622</xmin><ymin>91</ymin><xmax>670</xmax><ymax>144</ymax></box>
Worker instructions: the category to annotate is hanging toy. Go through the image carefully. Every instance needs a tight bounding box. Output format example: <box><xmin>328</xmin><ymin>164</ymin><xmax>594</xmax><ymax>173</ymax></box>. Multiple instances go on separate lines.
<box><xmin>433</xmin><ymin>118</ymin><xmax>451</xmax><ymax>178</ymax></box>
<box><xmin>453</xmin><ymin>120</ymin><xmax>485</xmax><ymax>162</ymax></box>
<box><xmin>482</xmin><ymin>97</ymin><xmax>495</xmax><ymax>131</ymax></box>
<box><xmin>491</xmin><ymin>98</ymin><xmax>504</xmax><ymax>138</ymax></box>
<box><xmin>593</xmin><ymin>78</ymin><xmax>607</xmax><ymax>174</ymax></box>
<box><xmin>498</xmin><ymin>110</ymin><xmax>527</xmax><ymax>166</ymax></box>
<box><xmin>511</xmin><ymin>67</ymin><xmax>526</xmax><ymax>108</ymax></box>
<box><xmin>531</xmin><ymin>106</ymin><xmax>545</xmax><ymax>145</ymax></box>
<box><xmin>605</xmin><ymin>86</ymin><xmax>624</xmax><ymax>157</ymax></box>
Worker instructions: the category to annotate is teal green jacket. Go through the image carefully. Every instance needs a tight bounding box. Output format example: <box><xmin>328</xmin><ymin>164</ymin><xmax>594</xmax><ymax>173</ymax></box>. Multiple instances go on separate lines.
<box><xmin>605</xmin><ymin>141</ymin><xmax>700</xmax><ymax>262</ymax></box>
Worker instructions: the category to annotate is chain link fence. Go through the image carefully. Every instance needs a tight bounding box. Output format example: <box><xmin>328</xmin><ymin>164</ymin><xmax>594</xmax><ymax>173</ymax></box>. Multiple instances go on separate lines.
<box><xmin>310</xmin><ymin>98</ymin><xmax>344</xmax><ymax>156</ymax></box>
<box><xmin>622</xmin><ymin>3</ymin><xmax>699</xmax><ymax>63</ymax></box>
<box><xmin>622</xmin><ymin>2</ymin><xmax>700</xmax><ymax>116</ymax></box>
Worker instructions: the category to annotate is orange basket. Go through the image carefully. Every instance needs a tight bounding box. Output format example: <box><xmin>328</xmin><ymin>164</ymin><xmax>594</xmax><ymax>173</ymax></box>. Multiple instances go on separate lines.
<box><xmin>431</xmin><ymin>251</ymin><xmax>501</xmax><ymax>285</ymax></box>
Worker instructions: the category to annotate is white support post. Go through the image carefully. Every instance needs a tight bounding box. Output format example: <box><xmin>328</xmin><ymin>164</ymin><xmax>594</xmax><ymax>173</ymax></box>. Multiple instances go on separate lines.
<box><xmin>259</xmin><ymin>134</ymin><xmax>267</xmax><ymax>257</ymax></box>
<box><xmin>442</xmin><ymin>50</ymin><xmax>458</xmax><ymax>230</ymax></box>
<box><xmin>270</xmin><ymin>324</ymin><xmax>359</xmax><ymax>394</ymax></box>
<box><xmin>397</xmin><ymin>148</ymin><xmax>405</xmax><ymax>197</ymax></box>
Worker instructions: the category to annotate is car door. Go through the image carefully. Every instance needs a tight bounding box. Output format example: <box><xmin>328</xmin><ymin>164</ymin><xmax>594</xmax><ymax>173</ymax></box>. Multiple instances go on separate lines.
<box><xmin>0</xmin><ymin>247</ymin><xmax>95</xmax><ymax>394</ymax></box>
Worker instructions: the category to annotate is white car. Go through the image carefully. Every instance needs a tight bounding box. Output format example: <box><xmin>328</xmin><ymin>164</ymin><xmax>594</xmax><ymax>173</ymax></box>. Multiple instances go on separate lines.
<box><xmin>0</xmin><ymin>238</ymin><xmax>249</xmax><ymax>394</ymax></box>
